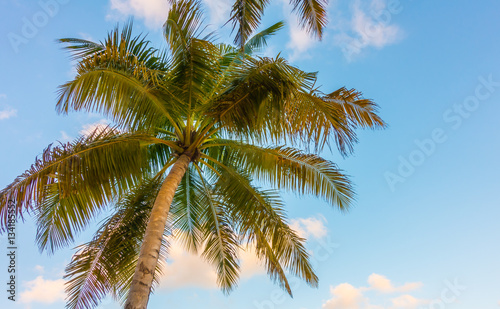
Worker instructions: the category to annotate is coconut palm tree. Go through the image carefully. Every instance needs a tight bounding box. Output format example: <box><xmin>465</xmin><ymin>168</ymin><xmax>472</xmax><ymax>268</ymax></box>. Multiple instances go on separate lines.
<box><xmin>0</xmin><ymin>1</ymin><xmax>385</xmax><ymax>308</ymax></box>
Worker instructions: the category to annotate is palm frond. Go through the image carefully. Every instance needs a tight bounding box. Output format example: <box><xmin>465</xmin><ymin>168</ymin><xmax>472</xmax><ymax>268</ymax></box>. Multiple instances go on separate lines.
<box><xmin>163</xmin><ymin>0</ymin><xmax>220</xmax><ymax>132</ymax></box>
<box><xmin>204</xmin><ymin>55</ymin><xmax>315</xmax><ymax>137</ymax></box>
<box><xmin>0</xmin><ymin>129</ymin><xmax>153</xmax><ymax>235</ymax></box>
<box><xmin>58</xmin><ymin>38</ymin><xmax>104</xmax><ymax>61</ymax></box>
<box><xmin>65</xmin><ymin>177</ymin><xmax>166</xmax><ymax>309</ymax></box>
<box><xmin>204</xmin><ymin>140</ymin><xmax>354</xmax><ymax>210</ymax></box>
<box><xmin>325</xmin><ymin>87</ymin><xmax>387</xmax><ymax>129</ymax></box>
<box><xmin>283</xmin><ymin>88</ymin><xmax>386</xmax><ymax>154</ymax></box>
<box><xmin>289</xmin><ymin>0</ymin><xmax>328</xmax><ymax>39</ymax></box>
<box><xmin>201</xmin><ymin>158</ymin><xmax>317</xmax><ymax>295</ymax></box>
<box><xmin>164</xmin><ymin>0</ymin><xmax>205</xmax><ymax>51</ymax></box>
<box><xmin>229</xmin><ymin>0</ymin><xmax>270</xmax><ymax>48</ymax></box>
<box><xmin>57</xmin><ymin>23</ymin><xmax>181</xmax><ymax>133</ymax></box>
<box><xmin>169</xmin><ymin>166</ymin><xmax>205</xmax><ymax>253</ymax></box>
<box><xmin>194</xmin><ymin>165</ymin><xmax>240</xmax><ymax>293</ymax></box>
<box><xmin>244</xmin><ymin>21</ymin><xmax>285</xmax><ymax>54</ymax></box>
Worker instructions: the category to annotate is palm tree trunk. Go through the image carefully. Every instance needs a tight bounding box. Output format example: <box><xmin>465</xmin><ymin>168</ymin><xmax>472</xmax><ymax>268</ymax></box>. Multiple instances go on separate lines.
<box><xmin>125</xmin><ymin>153</ymin><xmax>192</xmax><ymax>309</ymax></box>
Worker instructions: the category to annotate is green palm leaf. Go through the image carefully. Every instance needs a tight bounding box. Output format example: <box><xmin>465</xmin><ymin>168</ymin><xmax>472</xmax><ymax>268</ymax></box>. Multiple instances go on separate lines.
<box><xmin>290</xmin><ymin>0</ymin><xmax>328</xmax><ymax>39</ymax></box>
<box><xmin>204</xmin><ymin>140</ymin><xmax>354</xmax><ymax>209</ymax></box>
<box><xmin>201</xmin><ymin>157</ymin><xmax>317</xmax><ymax>295</ymax></box>
<box><xmin>229</xmin><ymin>0</ymin><xmax>269</xmax><ymax>48</ymax></box>
<box><xmin>65</xmin><ymin>177</ymin><xmax>167</xmax><ymax>309</ymax></box>
<box><xmin>0</xmin><ymin>129</ymin><xmax>152</xmax><ymax>234</ymax></box>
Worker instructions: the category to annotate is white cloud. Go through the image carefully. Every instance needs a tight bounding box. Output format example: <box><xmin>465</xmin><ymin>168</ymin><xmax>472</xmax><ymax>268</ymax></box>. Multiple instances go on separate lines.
<box><xmin>202</xmin><ymin>0</ymin><xmax>232</xmax><ymax>26</ymax></box>
<box><xmin>0</xmin><ymin>94</ymin><xmax>17</xmax><ymax>120</ymax></box>
<box><xmin>159</xmin><ymin>236</ymin><xmax>265</xmax><ymax>290</ymax></box>
<box><xmin>0</xmin><ymin>107</ymin><xmax>17</xmax><ymax>120</ymax></box>
<box><xmin>279</xmin><ymin>0</ymin><xmax>317</xmax><ymax>61</ymax></box>
<box><xmin>323</xmin><ymin>283</ymin><xmax>382</xmax><ymax>309</ymax></box>
<box><xmin>391</xmin><ymin>294</ymin><xmax>426</xmax><ymax>309</ymax></box>
<box><xmin>333</xmin><ymin>0</ymin><xmax>404</xmax><ymax>61</ymax></box>
<box><xmin>239</xmin><ymin>244</ymin><xmax>266</xmax><ymax>279</ymax></box>
<box><xmin>108</xmin><ymin>0</ymin><xmax>171</xmax><ymax>29</ymax></box>
<box><xmin>159</xmin><ymin>216</ymin><xmax>328</xmax><ymax>290</ymax></box>
<box><xmin>60</xmin><ymin>131</ymin><xmax>72</xmax><ymax>142</ymax></box>
<box><xmin>79</xmin><ymin>119</ymin><xmax>110</xmax><ymax>136</ymax></box>
<box><xmin>158</xmin><ymin>215</ymin><xmax>329</xmax><ymax>290</ymax></box>
<box><xmin>108</xmin><ymin>0</ymin><xmax>233</xmax><ymax>31</ymax></box>
<box><xmin>290</xmin><ymin>216</ymin><xmax>328</xmax><ymax>240</ymax></box>
<box><xmin>20</xmin><ymin>276</ymin><xmax>66</xmax><ymax>305</ymax></box>
<box><xmin>78</xmin><ymin>32</ymin><xmax>95</xmax><ymax>41</ymax></box>
<box><xmin>322</xmin><ymin>283</ymin><xmax>362</xmax><ymax>309</ymax></box>
<box><xmin>33</xmin><ymin>265</ymin><xmax>45</xmax><ymax>274</ymax></box>
<box><xmin>365</xmin><ymin>273</ymin><xmax>422</xmax><ymax>294</ymax></box>
<box><xmin>286</xmin><ymin>19</ymin><xmax>317</xmax><ymax>61</ymax></box>
<box><xmin>159</xmin><ymin>239</ymin><xmax>219</xmax><ymax>290</ymax></box>
<box><xmin>323</xmin><ymin>274</ymin><xmax>425</xmax><ymax>309</ymax></box>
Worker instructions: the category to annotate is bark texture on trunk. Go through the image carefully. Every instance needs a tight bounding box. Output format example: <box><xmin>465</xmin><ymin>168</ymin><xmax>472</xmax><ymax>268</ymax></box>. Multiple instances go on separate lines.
<box><xmin>125</xmin><ymin>153</ymin><xmax>192</xmax><ymax>309</ymax></box>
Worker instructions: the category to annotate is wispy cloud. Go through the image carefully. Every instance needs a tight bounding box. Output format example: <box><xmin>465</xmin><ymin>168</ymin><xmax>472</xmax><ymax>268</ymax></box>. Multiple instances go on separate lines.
<box><xmin>322</xmin><ymin>274</ymin><xmax>425</xmax><ymax>309</ymax></box>
<box><xmin>286</xmin><ymin>18</ymin><xmax>317</xmax><ymax>62</ymax></box>
<box><xmin>0</xmin><ymin>94</ymin><xmax>17</xmax><ymax>120</ymax></box>
<box><xmin>333</xmin><ymin>0</ymin><xmax>404</xmax><ymax>61</ymax></box>
<box><xmin>107</xmin><ymin>0</ymin><xmax>234</xmax><ymax>31</ymax></box>
<box><xmin>159</xmin><ymin>238</ymin><xmax>219</xmax><ymax>290</ymax></box>
<box><xmin>108</xmin><ymin>0</ymin><xmax>171</xmax><ymax>29</ymax></box>
<box><xmin>202</xmin><ymin>0</ymin><xmax>232</xmax><ymax>26</ymax></box>
<box><xmin>78</xmin><ymin>32</ymin><xmax>95</xmax><ymax>41</ymax></box>
<box><xmin>363</xmin><ymin>273</ymin><xmax>423</xmax><ymax>294</ymax></box>
<box><xmin>390</xmin><ymin>294</ymin><xmax>425</xmax><ymax>309</ymax></box>
<box><xmin>33</xmin><ymin>265</ymin><xmax>45</xmax><ymax>274</ymax></box>
<box><xmin>60</xmin><ymin>130</ymin><xmax>72</xmax><ymax>142</ymax></box>
<box><xmin>0</xmin><ymin>107</ymin><xmax>17</xmax><ymax>120</ymax></box>
<box><xmin>279</xmin><ymin>0</ymin><xmax>317</xmax><ymax>61</ymax></box>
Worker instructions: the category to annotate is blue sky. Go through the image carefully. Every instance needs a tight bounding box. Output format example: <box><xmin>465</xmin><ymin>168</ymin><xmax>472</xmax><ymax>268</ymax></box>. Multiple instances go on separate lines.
<box><xmin>0</xmin><ymin>0</ymin><xmax>499</xmax><ymax>308</ymax></box>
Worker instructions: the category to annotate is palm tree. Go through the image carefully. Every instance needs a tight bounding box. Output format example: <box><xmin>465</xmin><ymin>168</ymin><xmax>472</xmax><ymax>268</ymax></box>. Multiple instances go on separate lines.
<box><xmin>0</xmin><ymin>1</ymin><xmax>385</xmax><ymax>308</ymax></box>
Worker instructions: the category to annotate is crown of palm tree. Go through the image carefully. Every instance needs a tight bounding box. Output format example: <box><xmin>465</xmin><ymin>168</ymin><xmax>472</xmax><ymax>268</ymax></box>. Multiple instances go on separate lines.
<box><xmin>0</xmin><ymin>1</ymin><xmax>385</xmax><ymax>308</ymax></box>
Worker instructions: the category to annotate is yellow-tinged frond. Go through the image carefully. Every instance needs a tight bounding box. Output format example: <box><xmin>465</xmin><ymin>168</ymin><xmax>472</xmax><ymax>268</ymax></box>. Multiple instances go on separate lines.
<box><xmin>229</xmin><ymin>0</ymin><xmax>269</xmax><ymax>48</ymax></box>
<box><xmin>325</xmin><ymin>87</ymin><xmax>387</xmax><ymax>129</ymax></box>
<box><xmin>57</xmin><ymin>67</ymin><xmax>181</xmax><ymax>133</ymax></box>
<box><xmin>199</xmin><ymin>157</ymin><xmax>318</xmax><ymax>294</ymax></box>
<box><xmin>280</xmin><ymin>88</ymin><xmax>385</xmax><ymax>155</ymax></box>
<box><xmin>0</xmin><ymin>129</ymin><xmax>159</xmax><ymax>235</ymax></box>
<box><xmin>202</xmin><ymin>55</ymin><xmax>315</xmax><ymax>138</ymax></box>
<box><xmin>203</xmin><ymin>140</ymin><xmax>354</xmax><ymax>210</ymax></box>
<box><xmin>289</xmin><ymin>0</ymin><xmax>328</xmax><ymax>39</ymax></box>
<box><xmin>64</xmin><ymin>177</ymin><xmax>166</xmax><ymax>309</ymax></box>
<box><xmin>194</xmin><ymin>165</ymin><xmax>241</xmax><ymax>293</ymax></box>
<box><xmin>169</xmin><ymin>166</ymin><xmax>205</xmax><ymax>253</ymax></box>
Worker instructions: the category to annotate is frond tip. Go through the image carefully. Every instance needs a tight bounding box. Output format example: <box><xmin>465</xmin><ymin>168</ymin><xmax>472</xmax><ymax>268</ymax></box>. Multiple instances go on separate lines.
<box><xmin>290</xmin><ymin>0</ymin><xmax>328</xmax><ymax>39</ymax></box>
